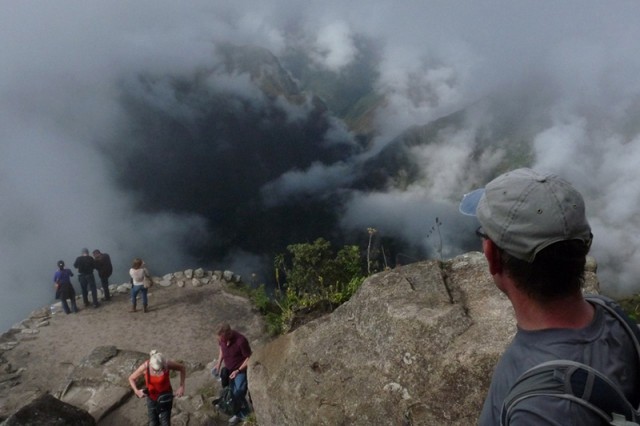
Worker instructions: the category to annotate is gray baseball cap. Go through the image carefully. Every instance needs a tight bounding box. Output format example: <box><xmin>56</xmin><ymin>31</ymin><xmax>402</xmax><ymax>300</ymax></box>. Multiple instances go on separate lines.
<box><xmin>459</xmin><ymin>168</ymin><xmax>592</xmax><ymax>262</ymax></box>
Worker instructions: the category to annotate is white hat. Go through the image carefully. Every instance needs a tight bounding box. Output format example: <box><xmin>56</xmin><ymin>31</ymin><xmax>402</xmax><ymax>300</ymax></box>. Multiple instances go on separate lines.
<box><xmin>149</xmin><ymin>350</ymin><xmax>166</xmax><ymax>371</ymax></box>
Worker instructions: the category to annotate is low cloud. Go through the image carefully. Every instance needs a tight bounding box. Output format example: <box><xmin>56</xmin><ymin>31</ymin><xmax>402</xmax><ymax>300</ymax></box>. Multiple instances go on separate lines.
<box><xmin>3</xmin><ymin>1</ymin><xmax>640</xmax><ymax>331</ymax></box>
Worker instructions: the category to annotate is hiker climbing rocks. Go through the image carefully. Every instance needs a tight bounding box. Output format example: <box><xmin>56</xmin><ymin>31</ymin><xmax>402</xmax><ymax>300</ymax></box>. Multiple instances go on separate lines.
<box><xmin>213</xmin><ymin>323</ymin><xmax>252</xmax><ymax>424</ymax></box>
<box><xmin>128</xmin><ymin>349</ymin><xmax>186</xmax><ymax>426</ymax></box>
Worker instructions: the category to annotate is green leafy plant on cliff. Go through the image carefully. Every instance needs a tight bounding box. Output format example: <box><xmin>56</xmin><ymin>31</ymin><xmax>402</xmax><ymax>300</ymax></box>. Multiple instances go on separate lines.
<box><xmin>266</xmin><ymin>237</ymin><xmax>366</xmax><ymax>334</ymax></box>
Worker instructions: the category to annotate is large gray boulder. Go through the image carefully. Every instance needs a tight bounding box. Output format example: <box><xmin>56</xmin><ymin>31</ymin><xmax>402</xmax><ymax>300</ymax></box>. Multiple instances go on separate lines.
<box><xmin>57</xmin><ymin>346</ymin><xmax>147</xmax><ymax>422</ymax></box>
<box><xmin>249</xmin><ymin>252</ymin><xmax>600</xmax><ymax>425</ymax></box>
<box><xmin>1</xmin><ymin>393</ymin><xmax>95</xmax><ymax>425</ymax></box>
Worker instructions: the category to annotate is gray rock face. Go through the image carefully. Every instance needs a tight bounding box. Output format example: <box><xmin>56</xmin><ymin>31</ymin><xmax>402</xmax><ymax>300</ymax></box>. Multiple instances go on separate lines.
<box><xmin>58</xmin><ymin>346</ymin><xmax>146</xmax><ymax>422</ymax></box>
<box><xmin>2</xmin><ymin>393</ymin><xmax>95</xmax><ymax>425</ymax></box>
<box><xmin>249</xmin><ymin>253</ymin><xmax>601</xmax><ymax>425</ymax></box>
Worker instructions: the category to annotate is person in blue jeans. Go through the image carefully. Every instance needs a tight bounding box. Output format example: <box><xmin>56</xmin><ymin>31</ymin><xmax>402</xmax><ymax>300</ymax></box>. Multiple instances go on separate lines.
<box><xmin>129</xmin><ymin>257</ymin><xmax>149</xmax><ymax>313</ymax></box>
<box><xmin>73</xmin><ymin>248</ymin><xmax>99</xmax><ymax>308</ymax></box>
<box><xmin>213</xmin><ymin>323</ymin><xmax>252</xmax><ymax>424</ymax></box>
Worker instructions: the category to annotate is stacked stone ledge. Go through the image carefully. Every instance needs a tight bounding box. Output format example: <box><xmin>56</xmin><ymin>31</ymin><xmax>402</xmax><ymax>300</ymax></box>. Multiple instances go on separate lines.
<box><xmin>104</xmin><ymin>268</ymin><xmax>243</xmax><ymax>294</ymax></box>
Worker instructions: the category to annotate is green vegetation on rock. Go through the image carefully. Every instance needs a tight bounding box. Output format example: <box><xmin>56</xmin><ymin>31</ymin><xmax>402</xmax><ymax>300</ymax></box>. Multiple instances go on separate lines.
<box><xmin>249</xmin><ymin>237</ymin><xmax>366</xmax><ymax>335</ymax></box>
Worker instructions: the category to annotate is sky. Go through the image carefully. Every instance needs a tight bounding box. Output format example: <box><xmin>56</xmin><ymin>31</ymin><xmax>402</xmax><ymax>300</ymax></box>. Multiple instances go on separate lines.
<box><xmin>2</xmin><ymin>1</ymin><xmax>640</xmax><ymax>330</ymax></box>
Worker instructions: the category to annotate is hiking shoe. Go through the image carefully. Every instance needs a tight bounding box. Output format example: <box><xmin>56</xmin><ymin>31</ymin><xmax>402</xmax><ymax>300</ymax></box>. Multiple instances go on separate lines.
<box><xmin>228</xmin><ymin>415</ymin><xmax>242</xmax><ymax>425</ymax></box>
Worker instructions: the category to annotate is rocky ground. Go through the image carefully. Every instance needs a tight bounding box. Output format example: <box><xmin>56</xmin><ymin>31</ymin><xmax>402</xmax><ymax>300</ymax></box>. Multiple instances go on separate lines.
<box><xmin>0</xmin><ymin>272</ymin><xmax>267</xmax><ymax>425</ymax></box>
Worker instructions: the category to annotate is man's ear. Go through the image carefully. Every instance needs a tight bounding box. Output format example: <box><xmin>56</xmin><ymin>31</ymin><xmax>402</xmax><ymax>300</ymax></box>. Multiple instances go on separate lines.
<box><xmin>483</xmin><ymin>239</ymin><xmax>503</xmax><ymax>276</ymax></box>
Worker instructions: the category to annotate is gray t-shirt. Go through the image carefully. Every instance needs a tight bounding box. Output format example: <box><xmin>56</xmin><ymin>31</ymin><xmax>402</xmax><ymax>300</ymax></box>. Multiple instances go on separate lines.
<box><xmin>479</xmin><ymin>301</ymin><xmax>640</xmax><ymax>426</ymax></box>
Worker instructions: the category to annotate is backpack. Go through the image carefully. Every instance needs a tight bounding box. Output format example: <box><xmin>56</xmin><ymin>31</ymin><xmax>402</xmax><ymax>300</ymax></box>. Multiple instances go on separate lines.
<box><xmin>216</xmin><ymin>385</ymin><xmax>239</xmax><ymax>416</ymax></box>
<box><xmin>501</xmin><ymin>295</ymin><xmax>640</xmax><ymax>426</ymax></box>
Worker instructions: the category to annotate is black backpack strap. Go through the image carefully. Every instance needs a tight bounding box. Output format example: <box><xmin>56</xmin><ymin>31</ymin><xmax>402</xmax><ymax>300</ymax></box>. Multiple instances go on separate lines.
<box><xmin>585</xmin><ymin>295</ymin><xmax>640</xmax><ymax>363</ymax></box>
<box><xmin>501</xmin><ymin>295</ymin><xmax>640</xmax><ymax>426</ymax></box>
<box><xmin>501</xmin><ymin>360</ymin><xmax>639</xmax><ymax>426</ymax></box>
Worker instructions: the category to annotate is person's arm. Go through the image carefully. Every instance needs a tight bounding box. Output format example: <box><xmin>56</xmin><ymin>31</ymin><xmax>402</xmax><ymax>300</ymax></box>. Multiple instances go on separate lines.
<box><xmin>168</xmin><ymin>361</ymin><xmax>186</xmax><ymax>397</ymax></box>
<box><xmin>229</xmin><ymin>356</ymin><xmax>250</xmax><ymax>379</ymax></box>
<box><xmin>128</xmin><ymin>362</ymin><xmax>148</xmax><ymax>398</ymax></box>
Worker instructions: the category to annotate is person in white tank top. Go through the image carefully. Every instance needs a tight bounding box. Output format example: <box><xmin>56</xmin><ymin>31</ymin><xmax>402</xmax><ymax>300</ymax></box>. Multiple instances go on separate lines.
<box><xmin>129</xmin><ymin>257</ymin><xmax>150</xmax><ymax>313</ymax></box>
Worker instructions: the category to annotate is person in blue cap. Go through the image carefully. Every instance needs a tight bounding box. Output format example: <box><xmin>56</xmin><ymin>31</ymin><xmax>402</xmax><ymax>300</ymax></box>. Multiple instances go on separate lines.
<box><xmin>460</xmin><ymin>168</ymin><xmax>640</xmax><ymax>425</ymax></box>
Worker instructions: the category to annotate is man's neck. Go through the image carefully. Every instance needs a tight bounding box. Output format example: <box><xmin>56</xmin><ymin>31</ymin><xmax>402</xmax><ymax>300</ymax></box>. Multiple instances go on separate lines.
<box><xmin>510</xmin><ymin>291</ymin><xmax>595</xmax><ymax>331</ymax></box>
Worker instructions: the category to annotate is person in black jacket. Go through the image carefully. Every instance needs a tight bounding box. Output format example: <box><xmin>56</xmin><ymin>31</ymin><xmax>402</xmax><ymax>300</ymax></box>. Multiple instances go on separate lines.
<box><xmin>73</xmin><ymin>248</ymin><xmax>99</xmax><ymax>308</ymax></box>
<box><xmin>92</xmin><ymin>249</ymin><xmax>113</xmax><ymax>301</ymax></box>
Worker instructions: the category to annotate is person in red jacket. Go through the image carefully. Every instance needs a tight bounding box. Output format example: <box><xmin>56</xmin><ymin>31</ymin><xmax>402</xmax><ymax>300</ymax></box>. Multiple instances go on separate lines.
<box><xmin>129</xmin><ymin>350</ymin><xmax>186</xmax><ymax>426</ymax></box>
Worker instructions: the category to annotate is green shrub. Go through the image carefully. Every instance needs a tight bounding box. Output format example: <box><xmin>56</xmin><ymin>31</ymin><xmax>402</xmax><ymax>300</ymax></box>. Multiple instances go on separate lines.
<box><xmin>251</xmin><ymin>284</ymin><xmax>270</xmax><ymax>314</ymax></box>
<box><xmin>265</xmin><ymin>238</ymin><xmax>366</xmax><ymax>335</ymax></box>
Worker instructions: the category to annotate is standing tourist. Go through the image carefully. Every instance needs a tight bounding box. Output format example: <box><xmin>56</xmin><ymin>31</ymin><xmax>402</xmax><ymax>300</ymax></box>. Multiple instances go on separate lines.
<box><xmin>53</xmin><ymin>260</ymin><xmax>79</xmax><ymax>314</ymax></box>
<box><xmin>129</xmin><ymin>257</ymin><xmax>150</xmax><ymax>313</ymax></box>
<box><xmin>73</xmin><ymin>248</ymin><xmax>99</xmax><ymax>308</ymax></box>
<box><xmin>92</xmin><ymin>249</ymin><xmax>113</xmax><ymax>301</ymax></box>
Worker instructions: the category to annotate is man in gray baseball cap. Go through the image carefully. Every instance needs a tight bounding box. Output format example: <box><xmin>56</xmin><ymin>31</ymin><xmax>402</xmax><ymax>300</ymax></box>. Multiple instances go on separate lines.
<box><xmin>460</xmin><ymin>168</ymin><xmax>640</xmax><ymax>425</ymax></box>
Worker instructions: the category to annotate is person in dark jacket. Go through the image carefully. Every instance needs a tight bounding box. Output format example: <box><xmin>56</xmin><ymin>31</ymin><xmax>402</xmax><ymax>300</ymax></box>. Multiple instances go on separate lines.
<box><xmin>92</xmin><ymin>249</ymin><xmax>113</xmax><ymax>301</ymax></box>
<box><xmin>212</xmin><ymin>323</ymin><xmax>252</xmax><ymax>424</ymax></box>
<box><xmin>53</xmin><ymin>260</ymin><xmax>79</xmax><ymax>314</ymax></box>
<box><xmin>73</xmin><ymin>248</ymin><xmax>99</xmax><ymax>308</ymax></box>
